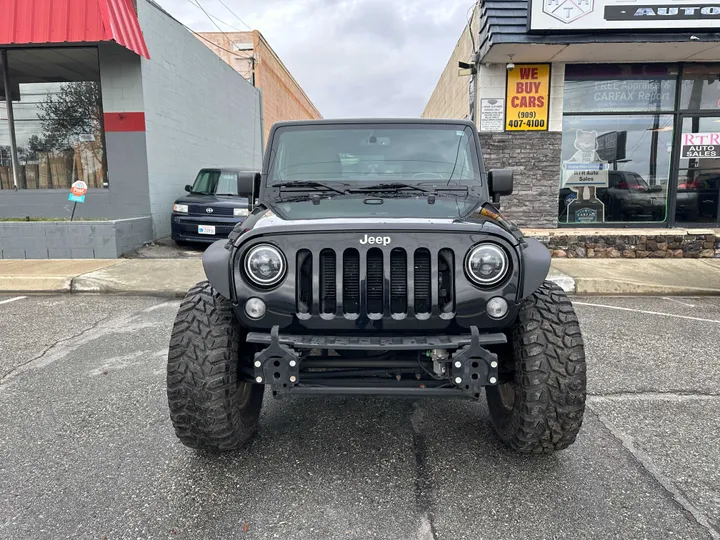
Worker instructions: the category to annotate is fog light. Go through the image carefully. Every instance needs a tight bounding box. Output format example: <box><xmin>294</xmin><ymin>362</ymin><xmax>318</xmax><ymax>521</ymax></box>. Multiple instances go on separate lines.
<box><xmin>486</xmin><ymin>297</ymin><xmax>508</xmax><ymax>319</ymax></box>
<box><xmin>245</xmin><ymin>298</ymin><xmax>266</xmax><ymax>319</ymax></box>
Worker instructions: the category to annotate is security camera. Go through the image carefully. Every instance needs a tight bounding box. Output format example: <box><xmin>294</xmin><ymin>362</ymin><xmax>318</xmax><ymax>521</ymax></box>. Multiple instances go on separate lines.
<box><xmin>506</xmin><ymin>62</ymin><xmax>515</xmax><ymax>71</ymax></box>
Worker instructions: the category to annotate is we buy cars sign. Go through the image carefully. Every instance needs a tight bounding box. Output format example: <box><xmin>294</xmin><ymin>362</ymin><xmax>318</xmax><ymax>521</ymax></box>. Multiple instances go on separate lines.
<box><xmin>681</xmin><ymin>133</ymin><xmax>720</xmax><ymax>158</ymax></box>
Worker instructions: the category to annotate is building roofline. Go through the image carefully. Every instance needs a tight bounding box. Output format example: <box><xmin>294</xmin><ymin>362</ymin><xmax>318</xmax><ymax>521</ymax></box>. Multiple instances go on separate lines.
<box><xmin>196</xmin><ymin>30</ymin><xmax>322</xmax><ymax>118</ymax></box>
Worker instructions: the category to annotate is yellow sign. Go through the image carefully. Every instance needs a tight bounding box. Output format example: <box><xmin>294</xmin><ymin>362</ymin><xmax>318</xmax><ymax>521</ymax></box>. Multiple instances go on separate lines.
<box><xmin>505</xmin><ymin>64</ymin><xmax>550</xmax><ymax>131</ymax></box>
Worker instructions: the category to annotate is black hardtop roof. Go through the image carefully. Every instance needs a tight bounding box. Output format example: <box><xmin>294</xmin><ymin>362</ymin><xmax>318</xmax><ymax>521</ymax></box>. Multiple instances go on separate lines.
<box><xmin>270</xmin><ymin>118</ymin><xmax>478</xmax><ymax>129</ymax></box>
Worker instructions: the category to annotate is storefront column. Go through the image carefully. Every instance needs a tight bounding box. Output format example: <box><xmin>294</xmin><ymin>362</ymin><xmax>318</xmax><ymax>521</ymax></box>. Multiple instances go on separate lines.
<box><xmin>1</xmin><ymin>49</ymin><xmax>20</xmax><ymax>189</ymax></box>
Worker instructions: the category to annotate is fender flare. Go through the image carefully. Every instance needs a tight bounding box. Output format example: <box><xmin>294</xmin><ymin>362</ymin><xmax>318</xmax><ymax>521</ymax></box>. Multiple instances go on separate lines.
<box><xmin>519</xmin><ymin>237</ymin><xmax>551</xmax><ymax>300</ymax></box>
<box><xmin>202</xmin><ymin>240</ymin><xmax>233</xmax><ymax>300</ymax></box>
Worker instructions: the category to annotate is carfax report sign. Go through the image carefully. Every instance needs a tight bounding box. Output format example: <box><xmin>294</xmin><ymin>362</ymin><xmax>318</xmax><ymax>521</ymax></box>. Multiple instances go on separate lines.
<box><xmin>529</xmin><ymin>0</ymin><xmax>720</xmax><ymax>31</ymax></box>
<box><xmin>505</xmin><ymin>64</ymin><xmax>550</xmax><ymax>131</ymax></box>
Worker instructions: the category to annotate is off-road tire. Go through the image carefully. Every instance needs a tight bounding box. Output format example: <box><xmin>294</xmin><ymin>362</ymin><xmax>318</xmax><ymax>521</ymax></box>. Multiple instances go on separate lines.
<box><xmin>167</xmin><ymin>281</ymin><xmax>263</xmax><ymax>451</ymax></box>
<box><xmin>486</xmin><ymin>281</ymin><xmax>586</xmax><ymax>453</ymax></box>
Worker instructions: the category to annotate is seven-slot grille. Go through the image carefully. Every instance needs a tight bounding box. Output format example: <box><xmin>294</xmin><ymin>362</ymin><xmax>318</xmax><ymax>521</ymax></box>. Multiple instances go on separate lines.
<box><xmin>296</xmin><ymin>247</ymin><xmax>455</xmax><ymax>318</ymax></box>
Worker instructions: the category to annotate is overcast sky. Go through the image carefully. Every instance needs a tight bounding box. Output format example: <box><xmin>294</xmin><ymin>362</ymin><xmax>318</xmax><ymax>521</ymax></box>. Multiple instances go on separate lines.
<box><xmin>155</xmin><ymin>0</ymin><xmax>475</xmax><ymax>118</ymax></box>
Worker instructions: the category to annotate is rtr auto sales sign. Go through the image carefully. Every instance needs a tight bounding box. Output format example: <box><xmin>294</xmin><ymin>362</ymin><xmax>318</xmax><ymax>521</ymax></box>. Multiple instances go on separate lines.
<box><xmin>529</xmin><ymin>0</ymin><xmax>720</xmax><ymax>30</ymax></box>
<box><xmin>681</xmin><ymin>133</ymin><xmax>720</xmax><ymax>158</ymax></box>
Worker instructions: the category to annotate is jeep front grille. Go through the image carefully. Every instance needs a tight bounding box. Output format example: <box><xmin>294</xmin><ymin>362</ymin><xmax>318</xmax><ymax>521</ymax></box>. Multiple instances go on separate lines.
<box><xmin>296</xmin><ymin>247</ymin><xmax>455</xmax><ymax>319</ymax></box>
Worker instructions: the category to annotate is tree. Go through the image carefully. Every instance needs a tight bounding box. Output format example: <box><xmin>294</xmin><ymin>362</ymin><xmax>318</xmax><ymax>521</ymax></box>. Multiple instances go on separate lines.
<box><xmin>37</xmin><ymin>81</ymin><xmax>102</xmax><ymax>151</ymax></box>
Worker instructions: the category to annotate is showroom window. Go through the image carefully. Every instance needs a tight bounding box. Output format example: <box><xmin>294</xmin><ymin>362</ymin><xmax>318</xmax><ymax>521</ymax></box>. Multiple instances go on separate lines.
<box><xmin>559</xmin><ymin>64</ymin><xmax>678</xmax><ymax>225</ymax></box>
<box><xmin>680</xmin><ymin>64</ymin><xmax>720</xmax><ymax>111</ymax></box>
<box><xmin>0</xmin><ymin>47</ymin><xmax>106</xmax><ymax>190</ymax></box>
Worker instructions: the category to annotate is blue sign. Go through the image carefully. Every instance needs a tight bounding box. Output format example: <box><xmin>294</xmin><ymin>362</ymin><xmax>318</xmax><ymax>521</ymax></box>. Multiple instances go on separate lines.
<box><xmin>575</xmin><ymin>208</ymin><xmax>597</xmax><ymax>223</ymax></box>
<box><xmin>68</xmin><ymin>193</ymin><xmax>86</xmax><ymax>203</ymax></box>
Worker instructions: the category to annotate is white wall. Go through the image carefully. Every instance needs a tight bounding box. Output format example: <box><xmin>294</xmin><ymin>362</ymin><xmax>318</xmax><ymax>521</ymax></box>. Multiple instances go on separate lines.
<box><xmin>476</xmin><ymin>63</ymin><xmax>565</xmax><ymax>132</ymax></box>
<box><xmin>137</xmin><ymin>0</ymin><xmax>264</xmax><ymax>237</ymax></box>
<box><xmin>548</xmin><ymin>64</ymin><xmax>565</xmax><ymax>132</ymax></box>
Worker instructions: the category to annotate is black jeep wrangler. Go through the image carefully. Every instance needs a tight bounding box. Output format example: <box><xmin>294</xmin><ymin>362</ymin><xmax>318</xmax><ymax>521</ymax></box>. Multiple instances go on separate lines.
<box><xmin>167</xmin><ymin>119</ymin><xmax>587</xmax><ymax>454</ymax></box>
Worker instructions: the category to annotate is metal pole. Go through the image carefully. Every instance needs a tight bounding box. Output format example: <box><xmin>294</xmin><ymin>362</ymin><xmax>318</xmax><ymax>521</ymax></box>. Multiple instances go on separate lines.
<box><xmin>1</xmin><ymin>50</ymin><xmax>20</xmax><ymax>189</ymax></box>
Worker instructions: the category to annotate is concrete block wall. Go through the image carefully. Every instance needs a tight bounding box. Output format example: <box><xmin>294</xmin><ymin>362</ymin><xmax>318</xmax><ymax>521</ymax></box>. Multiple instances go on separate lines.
<box><xmin>138</xmin><ymin>0</ymin><xmax>264</xmax><ymax>239</ymax></box>
<box><xmin>0</xmin><ymin>217</ymin><xmax>152</xmax><ymax>259</ymax></box>
<box><xmin>548</xmin><ymin>64</ymin><xmax>565</xmax><ymax>132</ymax></box>
<box><xmin>197</xmin><ymin>31</ymin><xmax>322</xmax><ymax>142</ymax></box>
<box><xmin>421</xmin><ymin>10</ymin><xmax>478</xmax><ymax>120</ymax></box>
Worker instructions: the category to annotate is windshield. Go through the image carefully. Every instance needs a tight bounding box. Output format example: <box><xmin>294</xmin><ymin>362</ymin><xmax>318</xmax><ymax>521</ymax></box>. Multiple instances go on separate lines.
<box><xmin>191</xmin><ymin>170</ymin><xmax>241</xmax><ymax>195</ymax></box>
<box><xmin>268</xmin><ymin>124</ymin><xmax>481</xmax><ymax>186</ymax></box>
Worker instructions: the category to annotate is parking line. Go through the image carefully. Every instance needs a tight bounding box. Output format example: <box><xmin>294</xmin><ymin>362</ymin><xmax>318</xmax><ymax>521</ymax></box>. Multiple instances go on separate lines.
<box><xmin>0</xmin><ymin>296</ymin><xmax>26</xmax><ymax>306</ymax></box>
<box><xmin>573</xmin><ymin>301</ymin><xmax>720</xmax><ymax>324</ymax></box>
<box><xmin>661</xmin><ymin>297</ymin><xmax>696</xmax><ymax>308</ymax></box>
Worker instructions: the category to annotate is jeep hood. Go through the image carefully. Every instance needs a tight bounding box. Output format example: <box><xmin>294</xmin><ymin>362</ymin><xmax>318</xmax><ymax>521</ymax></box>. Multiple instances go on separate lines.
<box><xmin>262</xmin><ymin>195</ymin><xmax>480</xmax><ymax>223</ymax></box>
<box><xmin>239</xmin><ymin>196</ymin><xmax>518</xmax><ymax>245</ymax></box>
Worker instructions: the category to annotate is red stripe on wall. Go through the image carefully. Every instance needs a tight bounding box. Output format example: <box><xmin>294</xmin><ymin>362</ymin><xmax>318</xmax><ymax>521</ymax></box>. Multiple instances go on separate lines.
<box><xmin>104</xmin><ymin>112</ymin><xmax>146</xmax><ymax>132</ymax></box>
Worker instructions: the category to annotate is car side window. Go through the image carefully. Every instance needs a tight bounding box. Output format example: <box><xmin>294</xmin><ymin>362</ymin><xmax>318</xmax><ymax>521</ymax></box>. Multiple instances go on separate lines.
<box><xmin>216</xmin><ymin>172</ymin><xmax>238</xmax><ymax>195</ymax></box>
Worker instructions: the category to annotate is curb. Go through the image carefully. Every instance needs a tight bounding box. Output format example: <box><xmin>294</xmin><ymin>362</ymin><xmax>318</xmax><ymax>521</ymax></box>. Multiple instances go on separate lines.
<box><xmin>70</xmin><ymin>276</ymin><xmax>189</xmax><ymax>298</ymax></box>
<box><xmin>0</xmin><ymin>277</ymin><xmax>73</xmax><ymax>295</ymax></box>
<box><xmin>572</xmin><ymin>278</ymin><xmax>720</xmax><ymax>296</ymax></box>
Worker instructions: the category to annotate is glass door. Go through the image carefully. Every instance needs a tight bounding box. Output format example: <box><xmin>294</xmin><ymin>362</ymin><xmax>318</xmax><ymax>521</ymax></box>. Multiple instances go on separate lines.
<box><xmin>674</xmin><ymin>115</ymin><xmax>720</xmax><ymax>224</ymax></box>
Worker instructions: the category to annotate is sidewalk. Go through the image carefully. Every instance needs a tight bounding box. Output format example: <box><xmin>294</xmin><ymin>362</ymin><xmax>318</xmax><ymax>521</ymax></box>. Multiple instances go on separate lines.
<box><xmin>0</xmin><ymin>259</ymin><xmax>204</xmax><ymax>297</ymax></box>
<box><xmin>1</xmin><ymin>257</ymin><xmax>720</xmax><ymax>297</ymax></box>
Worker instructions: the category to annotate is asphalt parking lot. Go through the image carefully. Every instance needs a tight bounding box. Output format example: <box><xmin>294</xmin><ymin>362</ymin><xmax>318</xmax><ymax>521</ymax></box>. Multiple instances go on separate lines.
<box><xmin>1</xmin><ymin>294</ymin><xmax>719</xmax><ymax>539</ymax></box>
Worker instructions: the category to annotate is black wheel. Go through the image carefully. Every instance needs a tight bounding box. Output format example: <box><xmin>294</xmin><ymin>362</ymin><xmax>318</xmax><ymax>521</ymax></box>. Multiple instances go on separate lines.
<box><xmin>167</xmin><ymin>281</ymin><xmax>263</xmax><ymax>451</ymax></box>
<box><xmin>486</xmin><ymin>281</ymin><xmax>586</xmax><ymax>453</ymax></box>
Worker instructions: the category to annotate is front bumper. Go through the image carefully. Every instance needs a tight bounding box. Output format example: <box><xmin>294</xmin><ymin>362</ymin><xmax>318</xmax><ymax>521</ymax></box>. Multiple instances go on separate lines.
<box><xmin>246</xmin><ymin>325</ymin><xmax>506</xmax><ymax>397</ymax></box>
<box><xmin>171</xmin><ymin>214</ymin><xmax>242</xmax><ymax>243</ymax></box>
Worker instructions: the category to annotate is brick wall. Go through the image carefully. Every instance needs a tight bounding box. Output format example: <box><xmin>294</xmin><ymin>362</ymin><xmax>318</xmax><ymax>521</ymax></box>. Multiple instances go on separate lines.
<box><xmin>478</xmin><ymin>131</ymin><xmax>561</xmax><ymax>228</ymax></box>
<box><xmin>197</xmin><ymin>31</ymin><xmax>322</xmax><ymax>142</ymax></box>
<box><xmin>254</xmin><ymin>33</ymin><xmax>322</xmax><ymax>141</ymax></box>
<box><xmin>137</xmin><ymin>1</ymin><xmax>264</xmax><ymax>238</ymax></box>
<box><xmin>422</xmin><ymin>9</ymin><xmax>478</xmax><ymax>120</ymax></box>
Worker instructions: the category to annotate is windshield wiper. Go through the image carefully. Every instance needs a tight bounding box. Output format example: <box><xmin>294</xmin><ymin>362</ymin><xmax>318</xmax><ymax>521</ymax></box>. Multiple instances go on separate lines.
<box><xmin>350</xmin><ymin>182</ymin><xmax>468</xmax><ymax>195</ymax></box>
<box><xmin>350</xmin><ymin>182</ymin><xmax>433</xmax><ymax>194</ymax></box>
<box><xmin>271</xmin><ymin>181</ymin><xmax>347</xmax><ymax>196</ymax></box>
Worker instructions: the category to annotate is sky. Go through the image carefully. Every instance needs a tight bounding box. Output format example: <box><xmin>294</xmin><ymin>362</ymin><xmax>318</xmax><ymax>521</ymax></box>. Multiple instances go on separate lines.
<box><xmin>155</xmin><ymin>0</ymin><xmax>475</xmax><ymax>118</ymax></box>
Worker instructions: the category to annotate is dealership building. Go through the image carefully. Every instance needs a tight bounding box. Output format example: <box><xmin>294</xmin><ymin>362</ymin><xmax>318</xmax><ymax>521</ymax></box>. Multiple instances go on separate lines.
<box><xmin>0</xmin><ymin>0</ymin><xmax>263</xmax><ymax>259</ymax></box>
<box><xmin>424</xmin><ymin>0</ymin><xmax>720</xmax><ymax>242</ymax></box>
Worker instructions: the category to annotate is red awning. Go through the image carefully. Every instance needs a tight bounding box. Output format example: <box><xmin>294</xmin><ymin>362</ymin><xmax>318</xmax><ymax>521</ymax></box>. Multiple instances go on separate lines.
<box><xmin>0</xmin><ymin>0</ymin><xmax>149</xmax><ymax>59</ymax></box>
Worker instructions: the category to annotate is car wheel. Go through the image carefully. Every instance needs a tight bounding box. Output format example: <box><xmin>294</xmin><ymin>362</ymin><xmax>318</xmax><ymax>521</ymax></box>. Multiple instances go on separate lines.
<box><xmin>167</xmin><ymin>281</ymin><xmax>263</xmax><ymax>451</ymax></box>
<box><xmin>486</xmin><ymin>281</ymin><xmax>587</xmax><ymax>453</ymax></box>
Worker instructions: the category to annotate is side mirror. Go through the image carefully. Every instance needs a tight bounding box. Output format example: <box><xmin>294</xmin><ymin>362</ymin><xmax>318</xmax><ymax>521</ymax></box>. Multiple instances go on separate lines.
<box><xmin>236</xmin><ymin>171</ymin><xmax>262</xmax><ymax>208</ymax></box>
<box><xmin>184</xmin><ymin>184</ymin><xmax>192</xmax><ymax>193</ymax></box>
<box><xmin>488</xmin><ymin>169</ymin><xmax>513</xmax><ymax>203</ymax></box>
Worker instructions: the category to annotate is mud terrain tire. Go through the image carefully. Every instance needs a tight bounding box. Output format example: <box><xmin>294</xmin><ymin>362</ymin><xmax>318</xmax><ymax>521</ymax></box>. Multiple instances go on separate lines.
<box><xmin>167</xmin><ymin>281</ymin><xmax>263</xmax><ymax>451</ymax></box>
<box><xmin>486</xmin><ymin>281</ymin><xmax>586</xmax><ymax>453</ymax></box>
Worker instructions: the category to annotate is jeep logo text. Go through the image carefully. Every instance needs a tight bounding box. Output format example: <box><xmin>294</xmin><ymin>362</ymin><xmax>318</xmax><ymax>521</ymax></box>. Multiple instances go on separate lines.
<box><xmin>359</xmin><ymin>234</ymin><xmax>391</xmax><ymax>246</ymax></box>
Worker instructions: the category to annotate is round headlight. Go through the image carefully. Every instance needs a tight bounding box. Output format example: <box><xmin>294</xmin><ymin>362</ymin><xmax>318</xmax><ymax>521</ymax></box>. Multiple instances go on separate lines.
<box><xmin>245</xmin><ymin>244</ymin><xmax>286</xmax><ymax>286</ymax></box>
<box><xmin>465</xmin><ymin>244</ymin><xmax>508</xmax><ymax>286</ymax></box>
